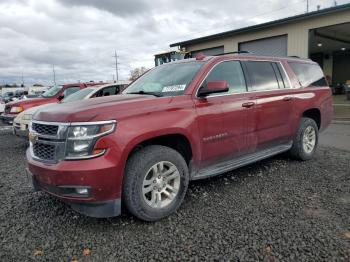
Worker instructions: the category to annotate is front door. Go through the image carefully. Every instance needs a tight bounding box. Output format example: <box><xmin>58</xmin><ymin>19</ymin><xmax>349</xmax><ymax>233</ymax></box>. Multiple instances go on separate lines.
<box><xmin>194</xmin><ymin>60</ymin><xmax>253</xmax><ymax>168</ymax></box>
<box><xmin>194</xmin><ymin>96</ymin><xmax>227</xmax><ymax>168</ymax></box>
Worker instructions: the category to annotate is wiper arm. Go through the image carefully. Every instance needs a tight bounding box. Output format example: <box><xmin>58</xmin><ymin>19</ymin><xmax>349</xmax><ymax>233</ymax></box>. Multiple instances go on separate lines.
<box><xmin>127</xmin><ymin>90</ymin><xmax>163</xmax><ymax>97</ymax></box>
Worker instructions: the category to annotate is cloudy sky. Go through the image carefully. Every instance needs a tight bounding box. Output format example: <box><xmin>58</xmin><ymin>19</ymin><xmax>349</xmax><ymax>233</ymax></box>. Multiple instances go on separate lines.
<box><xmin>0</xmin><ymin>0</ymin><xmax>349</xmax><ymax>86</ymax></box>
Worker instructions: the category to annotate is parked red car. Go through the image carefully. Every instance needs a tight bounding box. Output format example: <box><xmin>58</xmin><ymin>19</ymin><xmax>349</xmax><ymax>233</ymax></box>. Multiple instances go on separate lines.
<box><xmin>26</xmin><ymin>54</ymin><xmax>333</xmax><ymax>221</ymax></box>
<box><xmin>1</xmin><ymin>82</ymin><xmax>104</xmax><ymax>125</ymax></box>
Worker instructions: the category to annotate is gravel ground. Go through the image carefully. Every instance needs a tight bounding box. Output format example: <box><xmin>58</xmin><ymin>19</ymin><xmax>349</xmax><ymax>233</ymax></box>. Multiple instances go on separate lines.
<box><xmin>0</xmin><ymin>126</ymin><xmax>349</xmax><ymax>261</ymax></box>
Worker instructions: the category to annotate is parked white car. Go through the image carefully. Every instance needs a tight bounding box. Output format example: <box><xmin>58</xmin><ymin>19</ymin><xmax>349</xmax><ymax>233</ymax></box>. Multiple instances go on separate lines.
<box><xmin>0</xmin><ymin>101</ymin><xmax>5</xmax><ymax>114</ymax></box>
<box><xmin>13</xmin><ymin>83</ymin><xmax>121</xmax><ymax>138</ymax></box>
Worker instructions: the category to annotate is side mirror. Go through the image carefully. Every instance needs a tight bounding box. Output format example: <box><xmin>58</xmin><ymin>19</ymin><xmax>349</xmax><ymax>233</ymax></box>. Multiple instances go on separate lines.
<box><xmin>58</xmin><ymin>95</ymin><xmax>64</xmax><ymax>101</ymax></box>
<box><xmin>198</xmin><ymin>80</ymin><xmax>229</xmax><ymax>97</ymax></box>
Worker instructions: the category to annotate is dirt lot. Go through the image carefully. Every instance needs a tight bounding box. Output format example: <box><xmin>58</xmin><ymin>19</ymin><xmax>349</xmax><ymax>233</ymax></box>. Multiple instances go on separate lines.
<box><xmin>0</xmin><ymin>125</ymin><xmax>349</xmax><ymax>261</ymax></box>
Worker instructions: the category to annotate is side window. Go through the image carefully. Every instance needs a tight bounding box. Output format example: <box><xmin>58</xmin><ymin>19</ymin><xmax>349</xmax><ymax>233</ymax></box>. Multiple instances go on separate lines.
<box><xmin>63</xmin><ymin>87</ymin><xmax>80</xmax><ymax>97</ymax></box>
<box><xmin>245</xmin><ymin>61</ymin><xmax>279</xmax><ymax>91</ymax></box>
<box><xmin>271</xmin><ymin>63</ymin><xmax>284</xmax><ymax>88</ymax></box>
<box><xmin>289</xmin><ymin>62</ymin><xmax>327</xmax><ymax>87</ymax></box>
<box><xmin>277</xmin><ymin>63</ymin><xmax>290</xmax><ymax>89</ymax></box>
<box><xmin>205</xmin><ymin>61</ymin><xmax>246</xmax><ymax>94</ymax></box>
<box><xmin>96</xmin><ymin>86</ymin><xmax>118</xmax><ymax>97</ymax></box>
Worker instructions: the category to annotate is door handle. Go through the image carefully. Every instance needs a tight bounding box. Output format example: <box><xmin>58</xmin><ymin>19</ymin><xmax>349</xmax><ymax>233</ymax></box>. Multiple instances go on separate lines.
<box><xmin>283</xmin><ymin>96</ymin><xmax>293</xmax><ymax>101</ymax></box>
<box><xmin>242</xmin><ymin>101</ymin><xmax>255</xmax><ymax>108</ymax></box>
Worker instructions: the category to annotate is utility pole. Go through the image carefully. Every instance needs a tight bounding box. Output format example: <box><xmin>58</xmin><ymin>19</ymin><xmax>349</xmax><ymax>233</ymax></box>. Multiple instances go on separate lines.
<box><xmin>21</xmin><ymin>71</ymin><xmax>24</xmax><ymax>87</ymax></box>
<box><xmin>52</xmin><ymin>64</ymin><xmax>57</xmax><ymax>86</ymax></box>
<box><xmin>113</xmin><ymin>50</ymin><xmax>119</xmax><ymax>82</ymax></box>
<box><xmin>306</xmin><ymin>0</ymin><xmax>309</xmax><ymax>13</ymax></box>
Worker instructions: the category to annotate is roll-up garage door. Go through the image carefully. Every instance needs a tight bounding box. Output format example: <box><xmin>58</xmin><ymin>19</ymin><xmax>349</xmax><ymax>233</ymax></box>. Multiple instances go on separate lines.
<box><xmin>239</xmin><ymin>35</ymin><xmax>288</xmax><ymax>56</ymax></box>
<box><xmin>191</xmin><ymin>46</ymin><xmax>224</xmax><ymax>56</ymax></box>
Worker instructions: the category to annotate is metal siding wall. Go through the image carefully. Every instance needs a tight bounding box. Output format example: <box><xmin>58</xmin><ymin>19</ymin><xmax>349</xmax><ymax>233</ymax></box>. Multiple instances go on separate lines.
<box><xmin>191</xmin><ymin>46</ymin><xmax>224</xmax><ymax>56</ymax></box>
<box><xmin>239</xmin><ymin>35</ymin><xmax>288</xmax><ymax>56</ymax></box>
<box><xmin>183</xmin><ymin>10</ymin><xmax>350</xmax><ymax>58</ymax></box>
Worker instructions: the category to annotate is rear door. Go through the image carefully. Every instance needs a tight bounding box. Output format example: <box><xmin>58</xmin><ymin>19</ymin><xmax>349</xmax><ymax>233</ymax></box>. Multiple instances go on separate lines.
<box><xmin>244</xmin><ymin>60</ymin><xmax>294</xmax><ymax>150</ymax></box>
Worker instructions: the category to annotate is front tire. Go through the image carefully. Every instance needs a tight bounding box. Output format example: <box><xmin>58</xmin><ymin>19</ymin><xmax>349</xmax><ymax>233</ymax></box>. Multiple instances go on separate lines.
<box><xmin>123</xmin><ymin>145</ymin><xmax>189</xmax><ymax>221</ymax></box>
<box><xmin>289</xmin><ymin>117</ymin><xmax>319</xmax><ymax>161</ymax></box>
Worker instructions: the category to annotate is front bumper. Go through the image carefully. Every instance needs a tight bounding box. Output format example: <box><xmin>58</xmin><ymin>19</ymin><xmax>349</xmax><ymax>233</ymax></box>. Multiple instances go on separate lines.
<box><xmin>26</xmin><ymin>149</ymin><xmax>123</xmax><ymax>218</ymax></box>
<box><xmin>30</xmin><ymin>172</ymin><xmax>121</xmax><ymax>218</ymax></box>
<box><xmin>0</xmin><ymin>114</ymin><xmax>16</xmax><ymax>125</ymax></box>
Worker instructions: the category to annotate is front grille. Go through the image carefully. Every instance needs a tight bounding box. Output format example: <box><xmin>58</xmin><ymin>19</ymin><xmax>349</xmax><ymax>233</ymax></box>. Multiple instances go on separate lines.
<box><xmin>32</xmin><ymin>123</ymin><xmax>58</xmax><ymax>136</ymax></box>
<box><xmin>33</xmin><ymin>143</ymin><xmax>56</xmax><ymax>161</ymax></box>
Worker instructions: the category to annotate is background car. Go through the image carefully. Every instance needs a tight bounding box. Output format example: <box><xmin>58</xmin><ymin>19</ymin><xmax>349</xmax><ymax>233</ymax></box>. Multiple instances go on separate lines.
<box><xmin>2</xmin><ymin>91</ymin><xmax>15</xmax><ymax>103</ymax></box>
<box><xmin>0</xmin><ymin>96</ymin><xmax>5</xmax><ymax>114</ymax></box>
<box><xmin>1</xmin><ymin>82</ymin><xmax>105</xmax><ymax>125</ymax></box>
<box><xmin>13</xmin><ymin>83</ymin><xmax>121</xmax><ymax>137</ymax></box>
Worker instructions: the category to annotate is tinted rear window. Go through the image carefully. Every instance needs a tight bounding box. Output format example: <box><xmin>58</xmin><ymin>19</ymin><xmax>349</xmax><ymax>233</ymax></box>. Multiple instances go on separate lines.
<box><xmin>289</xmin><ymin>62</ymin><xmax>327</xmax><ymax>87</ymax></box>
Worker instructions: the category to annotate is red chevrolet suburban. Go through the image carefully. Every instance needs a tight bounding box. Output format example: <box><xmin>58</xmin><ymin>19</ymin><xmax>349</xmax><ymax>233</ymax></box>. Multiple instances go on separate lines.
<box><xmin>26</xmin><ymin>54</ymin><xmax>333</xmax><ymax>221</ymax></box>
<box><xmin>1</xmin><ymin>82</ymin><xmax>104</xmax><ymax>125</ymax></box>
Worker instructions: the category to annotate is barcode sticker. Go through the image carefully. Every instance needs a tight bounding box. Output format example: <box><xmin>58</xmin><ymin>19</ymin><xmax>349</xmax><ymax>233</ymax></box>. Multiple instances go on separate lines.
<box><xmin>162</xmin><ymin>85</ymin><xmax>186</xmax><ymax>92</ymax></box>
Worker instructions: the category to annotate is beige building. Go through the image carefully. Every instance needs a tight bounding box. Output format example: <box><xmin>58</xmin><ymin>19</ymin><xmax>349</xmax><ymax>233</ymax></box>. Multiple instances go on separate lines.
<box><xmin>170</xmin><ymin>4</ymin><xmax>350</xmax><ymax>86</ymax></box>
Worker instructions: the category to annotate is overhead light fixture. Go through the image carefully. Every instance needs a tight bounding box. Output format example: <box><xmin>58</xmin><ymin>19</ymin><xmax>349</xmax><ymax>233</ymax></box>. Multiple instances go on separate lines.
<box><xmin>317</xmin><ymin>43</ymin><xmax>323</xmax><ymax>47</ymax></box>
<box><xmin>341</xmin><ymin>47</ymin><xmax>346</xmax><ymax>51</ymax></box>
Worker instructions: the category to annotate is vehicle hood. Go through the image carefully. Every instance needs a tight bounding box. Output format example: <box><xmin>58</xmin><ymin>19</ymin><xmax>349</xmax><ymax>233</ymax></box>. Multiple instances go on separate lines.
<box><xmin>14</xmin><ymin>104</ymin><xmax>53</xmax><ymax>121</ymax></box>
<box><xmin>23</xmin><ymin>103</ymin><xmax>53</xmax><ymax>116</ymax></box>
<box><xmin>34</xmin><ymin>94</ymin><xmax>173</xmax><ymax>122</ymax></box>
<box><xmin>7</xmin><ymin>97</ymin><xmax>56</xmax><ymax>109</ymax></box>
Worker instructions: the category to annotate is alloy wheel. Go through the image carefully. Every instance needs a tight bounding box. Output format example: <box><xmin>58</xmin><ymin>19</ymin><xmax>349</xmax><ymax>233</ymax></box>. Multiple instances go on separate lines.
<box><xmin>302</xmin><ymin>126</ymin><xmax>316</xmax><ymax>153</ymax></box>
<box><xmin>142</xmin><ymin>161</ymin><xmax>181</xmax><ymax>209</ymax></box>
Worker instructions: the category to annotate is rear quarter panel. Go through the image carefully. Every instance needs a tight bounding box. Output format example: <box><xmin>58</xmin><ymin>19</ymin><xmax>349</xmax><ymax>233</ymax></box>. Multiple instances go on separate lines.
<box><xmin>282</xmin><ymin>60</ymin><xmax>333</xmax><ymax>133</ymax></box>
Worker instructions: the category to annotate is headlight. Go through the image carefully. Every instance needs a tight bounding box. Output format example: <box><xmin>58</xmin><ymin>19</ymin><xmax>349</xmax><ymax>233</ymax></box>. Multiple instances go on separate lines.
<box><xmin>10</xmin><ymin>106</ymin><xmax>23</xmax><ymax>113</ymax></box>
<box><xmin>65</xmin><ymin>121</ymin><xmax>116</xmax><ymax>159</ymax></box>
<box><xmin>22</xmin><ymin>114</ymin><xmax>32</xmax><ymax>121</ymax></box>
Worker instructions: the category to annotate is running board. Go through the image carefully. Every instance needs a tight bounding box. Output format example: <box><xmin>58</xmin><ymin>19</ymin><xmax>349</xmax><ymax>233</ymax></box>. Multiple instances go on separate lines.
<box><xmin>192</xmin><ymin>142</ymin><xmax>293</xmax><ymax>180</ymax></box>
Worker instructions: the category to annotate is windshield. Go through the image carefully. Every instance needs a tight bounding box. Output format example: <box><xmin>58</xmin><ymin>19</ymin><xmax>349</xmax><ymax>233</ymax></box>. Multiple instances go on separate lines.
<box><xmin>42</xmin><ymin>86</ymin><xmax>63</xmax><ymax>98</ymax></box>
<box><xmin>124</xmin><ymin>62</ymin><xmax>203</xmax><ymax>97</ymax></box>
<box><xmin>61</xmin><ymin>88</ymin><xmax>96</xmax><ymax>103</ymax></box>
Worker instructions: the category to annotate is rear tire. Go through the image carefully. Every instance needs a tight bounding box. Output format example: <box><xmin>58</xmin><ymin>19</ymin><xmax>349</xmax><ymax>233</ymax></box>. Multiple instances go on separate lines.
<box><xmin>289</xmin><ymin>117</ymin><xmax>319</xmax><ymax>161</ymax></box>
<box><xmin>123</xmin><ymin>145</ymin><xmax>189</xmax><ymax>221</ymax></box>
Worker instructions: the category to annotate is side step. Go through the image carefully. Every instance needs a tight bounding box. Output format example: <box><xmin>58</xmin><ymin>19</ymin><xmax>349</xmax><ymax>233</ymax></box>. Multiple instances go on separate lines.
<box><xmin>192</xmin><ymin>142</ymin><xmax>292</xmax><ymax>180</ymax></box>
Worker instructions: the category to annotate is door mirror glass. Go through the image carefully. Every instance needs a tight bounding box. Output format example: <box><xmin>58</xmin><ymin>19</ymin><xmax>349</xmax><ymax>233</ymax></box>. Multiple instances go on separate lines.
<box><xmin>198</xmin><ymin>81</ymin><xmax>229</xmax><ymax>97</ymax></box>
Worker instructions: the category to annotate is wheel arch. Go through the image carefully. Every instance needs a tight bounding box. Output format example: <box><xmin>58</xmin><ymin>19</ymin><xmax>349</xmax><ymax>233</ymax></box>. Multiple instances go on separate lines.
<box><xmin>302</xmin><ymin>108</ymin><xmax>321</xmax><ymax>129</ymax></box>
<box><xmin>122</xmin><ymin>129</ymin><xmax>198</xmax><ymax>170</ymax></box>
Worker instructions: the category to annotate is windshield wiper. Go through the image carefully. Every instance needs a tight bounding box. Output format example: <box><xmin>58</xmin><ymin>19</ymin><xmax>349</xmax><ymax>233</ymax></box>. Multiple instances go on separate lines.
<box><xmin>127</xmin><ymin>90</ymin><xmax>163</xmax><ymax>97</ymax></box>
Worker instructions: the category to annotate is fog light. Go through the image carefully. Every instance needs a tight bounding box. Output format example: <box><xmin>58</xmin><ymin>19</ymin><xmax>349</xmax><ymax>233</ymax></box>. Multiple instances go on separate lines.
<box><xmin>76</xmin><ymin>188</ymin><xmax>89</xmax><ymax>195</ymax></box>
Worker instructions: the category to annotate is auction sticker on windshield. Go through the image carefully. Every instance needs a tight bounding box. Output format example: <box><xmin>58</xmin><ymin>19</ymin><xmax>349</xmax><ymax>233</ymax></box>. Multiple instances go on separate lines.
<box><xmin>162</xmin><ymin>85</ymin><xmax>186</xmax><ymax>92</ymax></box>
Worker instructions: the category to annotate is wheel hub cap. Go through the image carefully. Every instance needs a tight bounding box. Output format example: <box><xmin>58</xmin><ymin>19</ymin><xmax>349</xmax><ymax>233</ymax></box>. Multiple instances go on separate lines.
<box><xmin>142</xmin><ymin>161</ymin><xmax>181</xmax><ymax>209</ymax></box>
<box><xmin>303</xmin><ymin>126</ymin><xmax>316</xmax><ymax>154</ymax></box>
